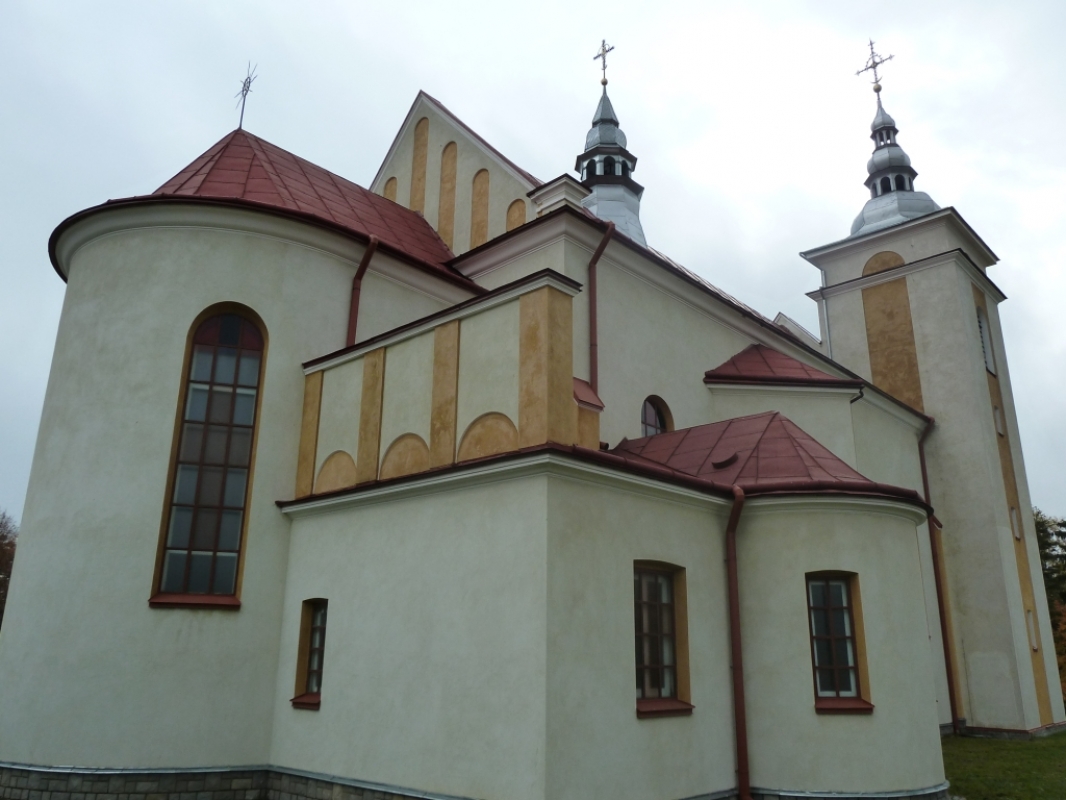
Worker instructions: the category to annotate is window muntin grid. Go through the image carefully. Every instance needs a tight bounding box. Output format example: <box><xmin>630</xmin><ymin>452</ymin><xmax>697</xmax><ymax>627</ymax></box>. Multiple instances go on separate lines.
<box><xmin>641</xmin><ymin>398</ymin><xmax>667</xmax><ymax>438</ymax></box>
<box><xmin>634</xmin><ymin>568</ymin><xmax>676</xmax><ymax>700</ymax></box>
<box><xmin>807</xmin><ymin>577</ymin><xmax>859</xmax><ymax>698</ymax></box>
<box><xmin>305</xmin><ymin>601</ymin><xmax>328</xmax><ymax>694</ymax></box>
<box><xmin>160</xmin><ymin>314</ymin><xmax>263</xmax><ymax>596</ymax></box>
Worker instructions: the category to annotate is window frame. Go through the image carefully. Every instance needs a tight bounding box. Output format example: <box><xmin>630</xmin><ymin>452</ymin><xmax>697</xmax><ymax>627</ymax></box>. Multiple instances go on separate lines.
<box><xmin>150</xmin><ymin>305</ymin><xmax>267</xmax><ymax>610</ymax></box>
<box><xmin>805</xmin><ymin>572</ymin><xmax>873</xmax><ymax>714</ymax></box>
<box><xmin>292</xmin><ymin>598</ymin><xmax>328</xmax><ymax>710</ymax></box>
<box><xmin>634</xmin><ymin>561</ymin><xmax>693</xmax><ymax>718</ymax></box>
<box><xmin>640</xmin><ymin>395</ymin><xmax>673</xmax><ymax>438</ymax></box>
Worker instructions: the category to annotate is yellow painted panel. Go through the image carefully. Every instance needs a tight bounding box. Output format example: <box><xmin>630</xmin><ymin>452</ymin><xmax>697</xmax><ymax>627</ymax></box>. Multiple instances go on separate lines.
<box><xmin>438</xmin><ymin>142</ymin><xmax>457</xmax><ymax>249</ymax></box>
<box><xmin>519</xmin><ymin>287</ymin><xmax>575</xmax><ymax>447</ymax></box>
<box><xmin>357</xmin><ymin>348</ymin><xmax>386</xmax><ymax>484</ymax></box>
<box><xmin>315</xmin><ymin>450</ymin><xmax>358</xmax><ymax>494</ymax></box>
<box><xmin>506</xmin><ymin>199</ymin><xmax>525</xmax><ymax>232</ymax></box>
<box><xmin>383</xmin><ymin>177</ymin><xmax>397</xmax><ymax>203</ymax></box>
<box><xmin>862</xmin><ymin>251</ymin><xmax>905</xmax><ymax>277</ymax></box>
<box><xmin>457</xmin><ymin>412</ymin><xmax>519</xmax><ymax>461</ymax></box>
<box><xmin>410</xmin><ymin>118</ymin><xmax>429</xmax><ymax>214</ymax></box>
<box><xmin>470</xmin><ymin>169</ymin><xmax>490</xmax><ymax>249</ymax></box>
<box><xmin>431</xmin><ymin>320</ymin><xmax>460</xmax><ymax>468</ymax></box>
<box><xmin>295</xmin><ymin>372</ymin><xmax>323</xmax><ymax>498</ymax></box>
<box><xmin>861</xmin><ymin>278</ymin><xmax>924</xmax><ymax>413</ymax></box>
<box><xmin>379</xmin><ymin>433</ymin><xmax>431</xmax><ymax>480</ymax></box>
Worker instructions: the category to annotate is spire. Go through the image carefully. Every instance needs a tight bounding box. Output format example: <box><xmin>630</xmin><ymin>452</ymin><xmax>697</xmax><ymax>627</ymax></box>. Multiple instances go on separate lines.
<box><xmin>576</xmin><ymin>41</ymin><xmax>647</xmax><ymax>245</ymax></box>
<box><xmin>849</xmin><ymin>45</ymin><xmax>939</xmax><ymax>238</ymax></box>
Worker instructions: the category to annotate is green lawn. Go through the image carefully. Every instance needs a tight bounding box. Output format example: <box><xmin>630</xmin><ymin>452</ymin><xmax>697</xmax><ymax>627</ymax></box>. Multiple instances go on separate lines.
<box><xmin>942</xmin><ymin>733</ymin><xmax>1066</xmax><ymax>799</ymax></box>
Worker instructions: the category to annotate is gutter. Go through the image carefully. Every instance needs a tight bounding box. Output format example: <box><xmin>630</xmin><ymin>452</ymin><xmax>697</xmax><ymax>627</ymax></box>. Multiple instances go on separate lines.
<box><xmin>724</xmin><ymin>486</ymin><xmax>753</xmax><ymax>800</ymax></box>
<box><xmin>918</xmin><ymin>418</ymin><xmax>962</xmax><ymax>734</ymax></box>
<box><xmin>587</xmin><ymin>222</ymin><xmax>615</xmax><ymax>393</ymax></box>
<box><xmin>347</xmin><ymin>236</ymin><xmax>379</xmax><ymax>346</ymax></box>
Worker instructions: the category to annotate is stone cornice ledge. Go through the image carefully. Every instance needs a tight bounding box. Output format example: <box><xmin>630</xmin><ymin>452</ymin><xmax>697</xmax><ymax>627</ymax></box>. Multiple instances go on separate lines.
<box><xmin>750</xmin><ymin>780</ymin><xmax>950</xmax><ymax>798</ymax></box>
<box><xmin>279</xmin><ymin>450</ymin><xmax>734</xmax><ymax>519</ymax></box>
<box><xmin>744</xmin><ymin>493</ymin><xmax>930</xmax><ymax>526</ymax></box>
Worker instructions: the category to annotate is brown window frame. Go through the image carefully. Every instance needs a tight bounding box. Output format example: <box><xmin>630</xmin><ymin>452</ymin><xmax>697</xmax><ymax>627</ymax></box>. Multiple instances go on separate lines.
<box><xmin>292</xmin><ymin>598</ymin><xmax>328</xmax><ymax>710</ymax></box>
<box><xmin>634</xmin><ymin>562</ymin><xmax>693</xmax><ymax>718</ymax></box>
<box><xmin>151</xmin><ymin>309</ymin><xmax>266</xmax><ymax>610</ymax></box>
<box><xmin>805</xmin><ymin>572</ymin><xmax>873</xmax><ymax>714</ymax></box>
<box><xmin>640</xmin><ymin>396</ymin><xmax>673</xmax><ymax>438</ymax></box>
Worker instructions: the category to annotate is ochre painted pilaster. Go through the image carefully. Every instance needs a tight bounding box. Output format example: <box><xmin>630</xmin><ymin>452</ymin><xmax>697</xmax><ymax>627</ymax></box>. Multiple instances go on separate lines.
<box><xmin>410</xmin><ymin>118</ymin><xmax>429</xmax><ymax>214</ymax></box>
<box><xmin>973</xmin><ymin>286</ymin><xmax>1053</xmax><ymax>724</ymax></box>
<box><xmin>519</xmin><ymin>286</ymin><xmax>576</xmax><ymax>447</ymax></box>
<box><xmin>430</xmin><ymin>320</ymin><xmax>460</xmax><ymax>468</ymax></box>
<box><xmin>470</xmin><ymin>169</ymin><xmax>490</xmax><ymax>249</ymax></box>
<box><xmin>295</xmin><ymin>371</ymin><xmax>323</xmax><ymax>498</ymax></box>
<box><xmin>357</xmin><ymin>348</ymin><xmax>386</xmax><ymax>484</ymax></box>
<box><xmin>438</xmin><ymin>142</ymin><xmax>457</xmax><ymax>249</ymax></box>
<box><xmin>576</xmin><ymin>405</ymin><xmax>601</xmax><ymax>450</ymax></box>
<box><xmin>861</xmin><ymin>277</ymin><xmax>925</xmax><ymax>413</ymax></box>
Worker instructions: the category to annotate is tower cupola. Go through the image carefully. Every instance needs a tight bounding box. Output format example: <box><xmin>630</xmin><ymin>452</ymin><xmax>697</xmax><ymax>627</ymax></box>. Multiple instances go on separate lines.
<box><xmin>850</xmin><ymin>45</ymin><xmax>939</xmax><ymax>237</ymax></box>
<box><xmin>576</xmin><ymin>41</ymin><xmax>647</xmax><ymax>245</ymax></box>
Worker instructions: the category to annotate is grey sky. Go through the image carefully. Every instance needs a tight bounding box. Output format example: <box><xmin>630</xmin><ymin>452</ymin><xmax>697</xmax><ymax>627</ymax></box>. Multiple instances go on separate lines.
<box><xmin>2</xmin><ymin>0</ymin><xmax>1064</xmax><ymax>523</ymax></box>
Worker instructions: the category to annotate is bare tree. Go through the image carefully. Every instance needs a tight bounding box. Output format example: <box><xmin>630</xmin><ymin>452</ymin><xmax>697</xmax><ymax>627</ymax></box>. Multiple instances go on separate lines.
<box><xmin>0</xmin><ymin>510</ymin><xmax>17</xmax><ymax>629</ymax></box>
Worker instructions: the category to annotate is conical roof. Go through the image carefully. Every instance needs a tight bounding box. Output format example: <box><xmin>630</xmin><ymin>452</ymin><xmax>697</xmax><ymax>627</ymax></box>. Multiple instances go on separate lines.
<box><xmin>870</xmin><ymin>97</ymin><xmax>897</xmax><ymax>131</ymax></box>
<box><xmin>584</xmin><ymin>88</ymin><xmax>627</xmax><ymax>150</ymax></box>
<box><xmin>704</xmin><ymin>344</ymin><xmax>862</xmax><ymax>388</ymax></box>
<box><xmin>154</xmin><ymin>129</ymin><xmax>456</xmax><ymax>270</ymax></box>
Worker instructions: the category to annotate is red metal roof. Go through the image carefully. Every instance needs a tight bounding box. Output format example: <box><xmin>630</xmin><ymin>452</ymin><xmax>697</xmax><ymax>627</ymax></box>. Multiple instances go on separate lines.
<box><xmin>612</xmin><ymin>411</ymin><xmax>914</xmax><ymax>499</ymax></box>
<box><xmin>153</xmin><ymin>129</ymin><xmax>456</xmax><ymax>271</ymax></box>
<box><xmin>704</xmin><ymin>344</ymin><xmax>863</xmax><ymax>388</ymax></box>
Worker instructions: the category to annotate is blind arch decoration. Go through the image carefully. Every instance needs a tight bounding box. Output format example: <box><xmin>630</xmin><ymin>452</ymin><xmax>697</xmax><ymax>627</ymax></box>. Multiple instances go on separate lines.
<box><xmin>158</xmin><ymin>312</ymin><xmax>264</xmax><ymax>598</ymax></box>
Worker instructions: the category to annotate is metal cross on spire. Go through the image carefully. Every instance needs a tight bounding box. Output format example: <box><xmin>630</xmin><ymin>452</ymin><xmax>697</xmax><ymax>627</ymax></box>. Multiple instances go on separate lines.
<box><xmin>856</xmin><ymin>39</ymin><xmax>893</xmax><ymax>94</ymax></box>
<box><xmin>594</xmin><ymin>39</ymin><xmax>614</xmax><ymax>86</ymax></box>
<box><xmin>235</xmin><ymin>63</ymin><xmax>257</xmax><ymax>129</ymax></box>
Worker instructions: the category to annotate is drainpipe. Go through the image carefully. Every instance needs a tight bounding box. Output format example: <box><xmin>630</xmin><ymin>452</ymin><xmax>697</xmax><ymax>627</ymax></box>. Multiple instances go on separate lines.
<box><xmin>587</xmin><ymin>222</ymin><xmax>615</xmax><ymax>394</ymax></box>
<box><xmin>724</xmin><ymin>485</ymin><xmax>753</xmax><ymax>800</ymax></box>
<box><xmin>919</xmin><ymin>418</ymin><xmax>962</xmax><ymax>735</ymax></box>
<box><xmin>347</xmin><ymin>235</ymin><xmax>380</xmax><ymax>347</ymax></box>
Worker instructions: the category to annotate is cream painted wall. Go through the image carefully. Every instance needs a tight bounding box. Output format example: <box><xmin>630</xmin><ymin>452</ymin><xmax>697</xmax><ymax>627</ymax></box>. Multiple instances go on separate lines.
<box><xmin>596</xmin><ymin>255</ymin><xmax>754</xmax><ymax>444</ymax></box>
<box><xmin>372</xmin><ymin>98</ymin><xmax>534</xmax><ymax>255</ymax></box>
<box><xmin>456</xmin><ymin>302</ymin><xmax>520</xmax><ymax>438</ymax></box>
<box><xmin>544</xmin><ymin>476</ymin><xmax>736</xmax><ymax>800</ymax></box>
<box><xmin>272</xmin><ymin>476</ymin><xmax>549</xmax><ymax>800</ymax></box>
<box><xmin>379</xmin><ymin>331</ymin><xmax>434</xmax><ymax>457</ymax></box>
<box><xmin>739</xmin><ymin>499</ymin><xmax>945</xmax><ymax>794</ymax></box>
<box><xmin>0</xmin><ymin>210</ymin><xmax>357</xmax><ymax>767</ymax></box>
<box><xmin>355</xmin><ymin>266</ymin><xmax>457</xmax><ymax>343</ymax></box>
<box><xmin>850</xmin><ymin>399</ymin><xmax>924</xmax><ymax>493</ymax></box>
<box><xmin>708</xmin><ymin>387</ymin><xmax>858</xmax><ymax>467</ymax></box>
<box><xmin>823</xmin><ymin>289</ymin><xmax>872</xmax><ymax>381</ymax></box>
<box><xmin>315</xmin><ymin>359</ymin><xmax>362</xmax><ymax>475</ymax></box>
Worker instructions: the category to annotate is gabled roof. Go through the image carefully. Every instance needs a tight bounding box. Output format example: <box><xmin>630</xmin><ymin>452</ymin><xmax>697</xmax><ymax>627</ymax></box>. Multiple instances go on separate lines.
<box><xmin>153</xmin><ymin>129</ymin><xmax>458</xmax><ymax>272</ymax></box>
<box><xmin>372</xmin><ymin>91</ymin><xmax>542</xmax><ymax>190</ymax></box>
<box><xmin>704</xmin><ymin>344</ymin><xmax>862</xmax><ymax>389</ymax></box>
<box><xmin>612</xmin><ymin>411</ymin><xmax>920</xmax><ymax>502</ymax></box>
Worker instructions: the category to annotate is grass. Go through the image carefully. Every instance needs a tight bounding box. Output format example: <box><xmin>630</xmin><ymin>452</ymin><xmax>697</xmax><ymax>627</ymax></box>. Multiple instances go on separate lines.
<box><xmin>941</xmin><ymin>732</ymin><xmax>1066</xmax><ymax>799</ymax></box>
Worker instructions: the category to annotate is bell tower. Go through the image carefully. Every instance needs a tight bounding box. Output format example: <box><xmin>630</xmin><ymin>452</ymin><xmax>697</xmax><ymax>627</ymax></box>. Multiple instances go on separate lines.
<box><xmin>801</xmin><ymin>44</ymin><xmax>1065</xmax><ymax>734</ymax></box>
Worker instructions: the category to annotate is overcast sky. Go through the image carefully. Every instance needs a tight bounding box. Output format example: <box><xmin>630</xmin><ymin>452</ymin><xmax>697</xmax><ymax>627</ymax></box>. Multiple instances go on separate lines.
<box><xmin>2</xmin><ymin>0</ymin><xmax>1064</xmax><ymax>523</ymax></box>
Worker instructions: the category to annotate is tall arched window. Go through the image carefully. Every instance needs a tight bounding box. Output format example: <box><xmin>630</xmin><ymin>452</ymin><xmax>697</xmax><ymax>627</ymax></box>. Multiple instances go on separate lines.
<box><xmin>603</xmin><ymin>156</ymin><xmax>616</xmax><ymax>177</ymax></box>
<box><xmin>157</xmin><ymin>312</ymin><xmax>264</xmax><ymax>599</ymax></box>
<box><xmin>880</xmin><ymin>176</ymin><xmax>892</xmax><ymax>194</ymax></box>
<box><xmin>641</xmin><ymin>396</ymin><xmax>672</xmax><ymax>438</ymax></box>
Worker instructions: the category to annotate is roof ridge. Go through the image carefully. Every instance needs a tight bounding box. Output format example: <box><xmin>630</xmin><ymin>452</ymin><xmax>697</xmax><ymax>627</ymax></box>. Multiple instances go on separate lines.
<box><xmin>733</xmin><ymin>411</ymin><xmax>781</xmax><ymax>483</ymax></box>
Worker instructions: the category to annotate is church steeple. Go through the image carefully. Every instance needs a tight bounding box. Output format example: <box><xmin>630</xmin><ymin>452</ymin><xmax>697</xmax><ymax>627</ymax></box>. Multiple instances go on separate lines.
<box><xmin>576</xmin><ymin>42</ymin><xmax>647</xmax><ymax>245</ymax></box>
<box><xmin>850</xmin><ymin>47</ymin><xmax>939</xmax><ymax>238</ymax></box>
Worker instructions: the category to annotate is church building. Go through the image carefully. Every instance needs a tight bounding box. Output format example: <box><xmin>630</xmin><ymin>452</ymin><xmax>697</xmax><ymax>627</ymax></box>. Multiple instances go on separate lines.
<box><xmin>1</xmin><ymin>45</ymin><xmax>1062</xmax><ymax>800</ymax></box>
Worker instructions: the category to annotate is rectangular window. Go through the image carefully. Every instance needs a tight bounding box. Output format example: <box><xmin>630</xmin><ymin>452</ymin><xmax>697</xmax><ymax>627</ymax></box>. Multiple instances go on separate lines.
<box><xmin>806</xmin><ymin>574</ymin><xmax>873</xmax><ymax>713</ymax></box>
<box><xmin>292</xmin><ymin>599</ymin><xmax>327</xmax><ymax>709</ymax></box>
<box><xmin>634</xmin><ymin>563</ymin><xmax>692</xmax><ymax>718</ymax></box>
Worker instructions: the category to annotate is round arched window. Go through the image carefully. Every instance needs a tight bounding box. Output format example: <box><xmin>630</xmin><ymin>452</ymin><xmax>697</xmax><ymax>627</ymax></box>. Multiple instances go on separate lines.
<box><xmin>641</xmin><ymin>396</ymin><xmax>672</xmax><ymax>438</ymax></box>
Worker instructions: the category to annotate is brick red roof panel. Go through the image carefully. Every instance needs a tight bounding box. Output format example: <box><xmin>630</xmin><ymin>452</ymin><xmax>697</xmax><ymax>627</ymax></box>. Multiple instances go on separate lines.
<box><xmin>612</xmin><ymin>411</ymin><xmax>879</xmax><ymax>493</ymax></box>
<box><xmin>153</xmin><ymin>129</ymin><xmax>455</xmax><ymax>270</ymax></box>
<box><xmin>704</xmin><ymin>344</ymin><xmax>862</xmax><ymax>387</ymax></box>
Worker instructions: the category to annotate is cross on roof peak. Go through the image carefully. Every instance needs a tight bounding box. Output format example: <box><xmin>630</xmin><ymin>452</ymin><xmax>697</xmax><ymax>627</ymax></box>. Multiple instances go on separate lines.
<box><xmin>235</xmin><ymin>62</ymin><xmax>257</xmax><ymax>129</ymax></box>
<box><xmin>594</xmin><ymin>39</ymin><xmax>614</xmax><ymax>87</ymax></box>
<box><xmin>856</xmin><ymin>39</ymin><xmax>893</xmax><ymax>94</ymax></box>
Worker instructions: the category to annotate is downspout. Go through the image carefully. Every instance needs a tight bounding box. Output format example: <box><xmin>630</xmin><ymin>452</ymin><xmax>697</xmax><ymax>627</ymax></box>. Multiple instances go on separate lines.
<box><xmin>587</xmin><ymin>222</ymin><xmax>615</xmax><ymax>394</ymax></box>
<box><xmin>724</xmin><ymin>485</ymin><xmax>753</xmax><ymax>800</ymax></box>
<box><xmin>919</xmin><ymin>418</ymin><xmax>962</xmax><ymax>735</ymax></box>
<box><xmin>346</xmin><ymin>235</ymin><xmax>380</xmax><ymax>347</ymax></box>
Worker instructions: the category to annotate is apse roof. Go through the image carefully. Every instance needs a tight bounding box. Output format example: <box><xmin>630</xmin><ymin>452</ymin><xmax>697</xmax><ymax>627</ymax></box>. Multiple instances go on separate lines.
<box><xmin>152</xmin><ymin>129</ymin><xmax>458</xmax><ymax>272</ymax></box>
<box><xmin>704</xmin><ymin>344</ymin><xmax>862</xmax><ymax>388</ymax></box>
<box><xmin>611</xmin><ymin>411</ymin><xmax>920</xmax><ymax>502</ymax></box>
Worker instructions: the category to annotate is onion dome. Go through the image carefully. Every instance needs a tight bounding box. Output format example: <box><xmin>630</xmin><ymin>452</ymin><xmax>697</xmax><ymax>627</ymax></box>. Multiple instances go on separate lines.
<box><xmin>850</xmin><ymin>93</ymin><xmax>939</xmax><ymax>237</ymax></box>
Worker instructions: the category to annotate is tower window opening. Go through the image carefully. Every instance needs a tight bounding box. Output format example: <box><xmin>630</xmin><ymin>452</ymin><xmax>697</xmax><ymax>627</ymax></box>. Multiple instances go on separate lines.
<box><xmin>622</xmin><ymin>161</ymin><xmax>630</xmax><ymax>178</ymax></box>
<box><xmin>895</xmin><ymin>175</ymin><xmax>907</xmax><ymax>191</ymax></box>
<box><xmin>586</xmin><ymin>160</ymin><xmax>597</xmax><ymax>179</ymax></box>
<box><xmin>880</xmin><ymin>176</ymin><xmax>892</xmax><ymax>194</ymax></box>
<box><xmin>603</xmin><ymin>156</ymin><xmax>616</xmax><ymax>176</ymax></box>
